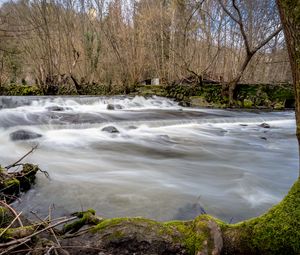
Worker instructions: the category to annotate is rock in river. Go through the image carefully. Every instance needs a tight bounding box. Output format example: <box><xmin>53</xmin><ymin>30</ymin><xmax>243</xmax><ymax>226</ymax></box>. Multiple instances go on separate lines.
<box><xmin>10</xmin><ymin>130</ymin><xmax>42</xmax><ymax>141</ymax></box>
<box><xmin>46</xmin><ymin>106</ymin><xmax>72</xmax><ymax>111</ymax></box>
<box><xmin>101</xmin><ymin>126</ymin><xmax>119</xmax><ymax>133</ymax></box>
<box><xmin>107</xmin><ymin>104</ymin><xmax>123</xmax><ymax>110</ymax></box>
<box><xmin>259</xmin><ymin>123</ymin><xmax>271</xmax><ymax>128</ymax></box>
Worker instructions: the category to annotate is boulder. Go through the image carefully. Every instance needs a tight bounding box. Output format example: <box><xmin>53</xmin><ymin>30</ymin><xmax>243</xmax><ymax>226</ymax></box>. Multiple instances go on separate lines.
<box><xmin>189</xmin><ymin>96</ymin><xmax>211</xmax><ymax>107</ymax></box>
<box><xmin>46</xmin><ymin>106</ymin><xmax>72</xmax><ymax>111</ymax></box>
<box><xmin>10</xmin><ymin>130</ymin><xmax>42</xmax><ymax>141</ymax></box>
<box><xmin>259</xmin><ymin>123</ymin><xmax>270</xmax><ymax>129</ymax></box>
<box><xmin>127</xmin><ymin>126</ymin><xmax>138</xmax><ymax>130</ymax></box>
<box><xmin>107</xmin><ymin>104</ymin><xmax>123</xmax><ymax>110</ymax></box>
<box><xmin>101</xmin><ymin>126</ymin><xmax>119</xmax><ymax>133</ymax></box>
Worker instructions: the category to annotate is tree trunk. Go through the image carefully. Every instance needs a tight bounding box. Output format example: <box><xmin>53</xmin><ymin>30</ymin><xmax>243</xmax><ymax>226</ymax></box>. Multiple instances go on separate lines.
<box><xmin>222</xmin><ymin>2</ymin><xmax>300</xmax><ymax>254</ymax></box>
<box><xmin>226</xmin><ymin>53</ymin><xmax>253</xmax><ymax>106</ymax></box>
<box><xmin>277</xmin><ymin>0</ymin><xmax>300</xmax><ymax>173</ymax></box>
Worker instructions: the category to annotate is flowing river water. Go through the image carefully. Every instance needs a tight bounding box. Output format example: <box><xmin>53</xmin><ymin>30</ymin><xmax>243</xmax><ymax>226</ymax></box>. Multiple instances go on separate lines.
<box><xmin>0</xmin><ymin>96</ymin><xmax>298</xmax><ymax>223</ymax></box>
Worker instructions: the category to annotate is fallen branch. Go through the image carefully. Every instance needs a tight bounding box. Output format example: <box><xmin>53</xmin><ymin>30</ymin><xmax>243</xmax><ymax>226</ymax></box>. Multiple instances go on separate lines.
<box><xmin>0</xmin><ymin>211</ymin><xmax>22</xmax><ymax>238</ymax></box>
<box><xmin>0</xmin><ymin>216</ymin><xmax>77</xmax><ymax>248</ymax></box>
<box><xmin>0</xmin><ymin>201</ymin><xmax>23</xmax><ymax>227</ymax></box>
<box><xmin>5</xmin><ymin>145</ymin><xmax>38</xmax><ymax>170</ymax></box>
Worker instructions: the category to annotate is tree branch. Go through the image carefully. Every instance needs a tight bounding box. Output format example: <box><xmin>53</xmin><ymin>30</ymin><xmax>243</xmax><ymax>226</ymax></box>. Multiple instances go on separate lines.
<box><xmin>252</xmin><ymin>26</ymin><xmax>282</xmax><ymax>53</ymax></box>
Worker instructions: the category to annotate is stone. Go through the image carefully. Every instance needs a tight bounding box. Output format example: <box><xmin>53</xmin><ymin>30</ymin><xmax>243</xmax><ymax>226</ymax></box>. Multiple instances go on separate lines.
<box><xmin>107</xmin><ymin>104</ymin><xmax>123</xmax><ymax>110</ymax></box>
<box><xmin>10</xmin><ymin>130</ymin><xmax>42</xmax><ymax>141</ymax></box>
<box><xmin>101</xmin><ymin>126</ymin><xmax>119</xmax><ymax>133</ymax></box>
<box><xmin>190</xmin><ymin>96</ymin><xmax>211</xmax><ymax>107</ymax></box>
<box><xmin>179</xmin><ymin>100</ymin><xmax>191</xmax><ymax>107</ymax></box>
<box><xmin>46</xmin><ymin>106</ymin><xmax>72</xmax><ymax>111</ymax></box>
<box><xmin>259</xmin><ymin>123</ymin><xmax>270</xmax><ymax>128</ymax></box>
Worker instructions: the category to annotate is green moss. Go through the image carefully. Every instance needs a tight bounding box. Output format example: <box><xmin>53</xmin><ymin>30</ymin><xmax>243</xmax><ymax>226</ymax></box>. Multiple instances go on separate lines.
<box><xmin>243</xmin><ymin>99</ymin><xmax>253</xmax><ymax>108</ymax></box>
<box><xmin>0</xmin><ymin>207</ymin><xmax>13</xmax><ymax>228</ymax></box>
<box><xmin>0</xmin><ymin>226</ymin><xmax>35</xmax><ymax>242</ymax></box>
<box><xmin>274</xmin><ymin>102</ymin><xmax>285</xmax><ymax>110</ymax></box>
<box><xmin>224</xmin><ymin>180</ymin><xmax>300</xmax><ymax>254</ymax></box>
<box><xmin>250</xmin><ymin>180</ymin><xmax>300</xmax><ymax>254</ymax></box>
<box><xmin>190</xmin><ymin>96</ymin><xmax>211</xmax><ymax>107</ymax></box>
<box><xmin>63</xmin><ymin>208</ymin><xmax>97</xmax><ymax>234</ymax></box>
<box><xmin>92</xmin><ymin>216</ymin><xmax>213</xmax><ymax>255</ymax></box>
<box><xmin>93</xmin><ymin>217</ymin><xmax>158</xmax><ymax>232</ymax></box>
<box><xmin>3</xmin><ymin>178</ymin><xmax>20</xmax><ymax>188</ymax></box>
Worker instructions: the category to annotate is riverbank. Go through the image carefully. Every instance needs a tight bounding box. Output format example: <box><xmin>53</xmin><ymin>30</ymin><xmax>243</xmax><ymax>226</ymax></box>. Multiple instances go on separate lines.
<box><xmin>0</xmin><ymin>82</ymin><xmax>295</xmax><ymax>110</ymax></box>
<box><xmin>135</xmin><ymin>83</ymin><xmax>295</xmax><ymax>110</ymax></box>
<box><xmin>0</xmin><ymin>180</ymin><xmax>299</xmax><ymax>254</ymax></box>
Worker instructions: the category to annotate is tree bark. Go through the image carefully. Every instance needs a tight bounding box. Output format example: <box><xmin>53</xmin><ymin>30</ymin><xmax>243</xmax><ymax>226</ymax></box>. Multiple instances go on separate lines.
<box><xmin>218</xmin><ymin>0</ymin><xmax>282</xmax><ymax>106</ymax></box>
<box><xmin>277</xmin><ymin>0</ymin><xmax>300</xmax><ymax>174</ymax></box>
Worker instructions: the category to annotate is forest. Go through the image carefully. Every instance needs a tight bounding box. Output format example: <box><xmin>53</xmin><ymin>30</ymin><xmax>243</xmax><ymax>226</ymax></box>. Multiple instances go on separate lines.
<box><xmin>0</xmin><ymin>0</ymin><xmax>292</xmax><ymax>94</ymax></box>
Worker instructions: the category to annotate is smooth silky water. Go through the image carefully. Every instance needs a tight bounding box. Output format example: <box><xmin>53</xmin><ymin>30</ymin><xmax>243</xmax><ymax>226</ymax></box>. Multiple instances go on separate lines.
<box><xmin>0</xmin><ymin>96</ymin><xmax>298</xmax><ymax>223</ymax></box>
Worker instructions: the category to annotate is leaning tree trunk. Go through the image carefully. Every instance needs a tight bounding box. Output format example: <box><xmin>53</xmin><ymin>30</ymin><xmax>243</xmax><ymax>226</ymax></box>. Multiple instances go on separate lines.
<box><xmin>227</xmin><ymin>53</ymin><xmax>254</xmax><ymax>106</ymax></box>
<box><xmin>277</xmin><ymin>0</ymin><xmax>300</xmax><ymax>171</ymax></box>
<box><xmin>222</xmin><ymin>2</ymin><xmax>300</xmax><ymax>254</ymax></box>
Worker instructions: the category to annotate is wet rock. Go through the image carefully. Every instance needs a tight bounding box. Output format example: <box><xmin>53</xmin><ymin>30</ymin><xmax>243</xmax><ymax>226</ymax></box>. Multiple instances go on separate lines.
<box><xmin>259</xmin><ymin>123</ymin><xmax>270</xmax><ymax>128</ymax></box>
<box><xmin>260</xmin><ymin>136</ymin><xmax>267</xmax><ymax>140</ymax></box>
<box><xmin>107</xmin><ymin>104</ymin><xmax>123</xmax><ymax>110</ymax></box>
<box><xmin>128</xmin><ymin>126</ymin><xmax>138</xmax><ymax>130</ymax></box>
<box><xmin>10</xmin><ymin>130</ymin><xmax>42</xmax><ymax>141</ymax></box>
<box><xmin>239</xmin><ymin>124</ymin><xmax>248</xmax><ymax>127</ymax></box>
<box><xmin>102</xmin><ymin>126</ymin><xmax>119</xmax><ymax>133</ymax></box>
<box><xmin>46</xmin><ymin>106</ymin><xmax>72</xmax><ymax>111</ymax></box>
<box><xmin>179</xmin><ymin>101</ymin><xmax>190</xmax><ymax>107</ymax></box>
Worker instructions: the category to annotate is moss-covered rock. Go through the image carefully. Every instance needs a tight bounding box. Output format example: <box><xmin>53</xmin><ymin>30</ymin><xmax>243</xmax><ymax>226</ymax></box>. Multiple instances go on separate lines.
<box><xmin>222</xmin><ymin>180</ymin><xmax>300</xmax><ymax>255</ymax></box>
<box><xmin>190</xmin><ymin>96</ymin><xmax>212</xmax><ymax>107</ymax></box>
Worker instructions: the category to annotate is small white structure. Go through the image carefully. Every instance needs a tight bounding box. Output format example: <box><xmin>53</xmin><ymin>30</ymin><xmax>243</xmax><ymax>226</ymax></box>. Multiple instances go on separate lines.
<box><xmin>151</xmin><ymin>78</ymin><xmax>160</xmax><ymax>85</ymax></box>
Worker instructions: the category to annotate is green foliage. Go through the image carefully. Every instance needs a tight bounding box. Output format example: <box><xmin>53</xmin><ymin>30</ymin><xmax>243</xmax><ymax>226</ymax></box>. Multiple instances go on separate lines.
<box><xmin>163</xmin><ymin>83</ymin><xmax>294</xmax><ymax>109</ymax></box>
<box><xmin>1</xmin><ymin>84</ymin><xmax>42</xmax><ymax>96</ymax></box>
<box><xmin>243</xmin><ymin>99</ymin><xmax>253</xmax><ymax>108</ymax></box>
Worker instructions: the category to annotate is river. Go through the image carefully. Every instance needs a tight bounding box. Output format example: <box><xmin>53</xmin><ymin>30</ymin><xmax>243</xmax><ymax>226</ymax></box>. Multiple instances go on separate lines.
<box><xmin>0</xmin><ymin>96</ymin><xmax>298</xmax><ymax>223</ymax></box>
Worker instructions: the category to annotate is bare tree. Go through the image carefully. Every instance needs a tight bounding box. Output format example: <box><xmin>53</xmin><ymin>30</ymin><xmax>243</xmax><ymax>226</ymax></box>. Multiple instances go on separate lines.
<box><xmin>218</xmin><ymin>0</ymin><xmax>282</xmax><ymax>105</ymax></box>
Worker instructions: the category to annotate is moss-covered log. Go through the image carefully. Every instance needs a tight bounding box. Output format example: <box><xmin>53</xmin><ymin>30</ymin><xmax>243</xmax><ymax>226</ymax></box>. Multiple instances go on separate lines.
<box><xmin>222</xmin><ymin>180</ymin><xmax>300</xmax><ymax>255</ymax></box>
<box><xmin>58</xmin><ymin>214</ymin><xmax>223</xmax><ymax>255</ymax></box>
